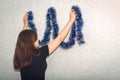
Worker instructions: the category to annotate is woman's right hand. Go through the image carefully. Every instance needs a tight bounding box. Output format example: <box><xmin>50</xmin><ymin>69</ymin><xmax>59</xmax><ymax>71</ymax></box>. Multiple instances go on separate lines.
<box><xmin>23</xmin><ymin>13</ymin><xmax>28</xmax><ymax>30</ymax></box>
<box><xmin>69</xmin><ymin>10</ymin><xmax>76</xmax><ymax>22</ymax></box>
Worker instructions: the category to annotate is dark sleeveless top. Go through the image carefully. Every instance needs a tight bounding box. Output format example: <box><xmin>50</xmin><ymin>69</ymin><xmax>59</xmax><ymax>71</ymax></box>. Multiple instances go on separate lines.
<box><xmin>20</xmin><ymin>45</ymin><xmax>49</xmax><ymax>80</ymax></box>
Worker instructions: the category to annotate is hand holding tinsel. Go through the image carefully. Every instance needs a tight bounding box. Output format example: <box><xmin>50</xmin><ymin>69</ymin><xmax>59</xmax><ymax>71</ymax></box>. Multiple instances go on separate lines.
<box><xmin>23</xmin><ymin>13</ymin><xmax>28</xmax><ymax>30</ymax></box>
<box><xmin>69</xmin><ymin>9</ymin><xmax>76</xmax><ymax>23</ymax></box>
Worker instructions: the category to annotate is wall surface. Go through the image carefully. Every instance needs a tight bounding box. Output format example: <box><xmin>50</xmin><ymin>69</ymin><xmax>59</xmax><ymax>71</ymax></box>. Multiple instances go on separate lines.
<box><xmin>0</xmin><ymin>0</ymin><xmax>120</xmax><ymax>80</ymax></box>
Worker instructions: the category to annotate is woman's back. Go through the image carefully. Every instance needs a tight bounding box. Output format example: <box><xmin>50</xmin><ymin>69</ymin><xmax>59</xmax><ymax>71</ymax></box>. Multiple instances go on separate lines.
<box><xmin>20</xmin><ymin>45</ymin><xmax>49</xmax><ymax>80</ymax></box>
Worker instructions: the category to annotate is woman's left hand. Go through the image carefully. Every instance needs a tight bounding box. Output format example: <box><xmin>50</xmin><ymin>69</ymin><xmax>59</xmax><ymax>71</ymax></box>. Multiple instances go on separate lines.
<box><xmin>23</xmin><ymin>13</ymin><xmax>28</xmax><ymax>30</ymax></box>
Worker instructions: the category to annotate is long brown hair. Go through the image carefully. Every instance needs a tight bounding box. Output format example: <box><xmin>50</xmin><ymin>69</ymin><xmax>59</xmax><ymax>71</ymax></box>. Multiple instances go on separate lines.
<box><xmin>14</xmin><ymin>30</ymin><xmax>38</xmax><ymax>69</ymax></box>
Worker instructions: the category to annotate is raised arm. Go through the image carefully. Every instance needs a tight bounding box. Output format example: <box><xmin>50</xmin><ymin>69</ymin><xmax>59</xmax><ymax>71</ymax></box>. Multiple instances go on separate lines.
<box><xmin>48</xmin><ymin>10</ymin><xmax>76</xmax><ymax>54</ymax></box>
<box><xmin>23</xmin><ymin>13</ymin><xmax>28</xmax><ymax>30</ymax></box>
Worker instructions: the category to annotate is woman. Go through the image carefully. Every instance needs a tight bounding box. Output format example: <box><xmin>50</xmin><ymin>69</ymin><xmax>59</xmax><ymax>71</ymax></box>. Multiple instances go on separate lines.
<box><xmin>13</xmin><ymin>10</ymin><xmax>76</xmax><ymax>80</ymax></box>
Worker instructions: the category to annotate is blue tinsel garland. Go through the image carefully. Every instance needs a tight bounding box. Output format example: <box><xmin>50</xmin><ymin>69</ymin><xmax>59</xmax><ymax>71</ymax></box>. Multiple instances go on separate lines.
<box><xmin>27</xmin><ymin>6</ymin><xmax>85</xmax><ymax>49</ymax></box>
<box><xmin>27</xmin><ymin>11</ymin><xmax>37</xmax><ymax>32</ymax></box>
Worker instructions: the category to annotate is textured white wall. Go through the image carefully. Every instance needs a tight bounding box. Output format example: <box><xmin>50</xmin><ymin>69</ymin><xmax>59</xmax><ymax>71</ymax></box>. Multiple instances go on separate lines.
<box><xmin>0</xmin><ymin>0</ymin><xmax>120</xmax><ymax>80</ymax></box>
